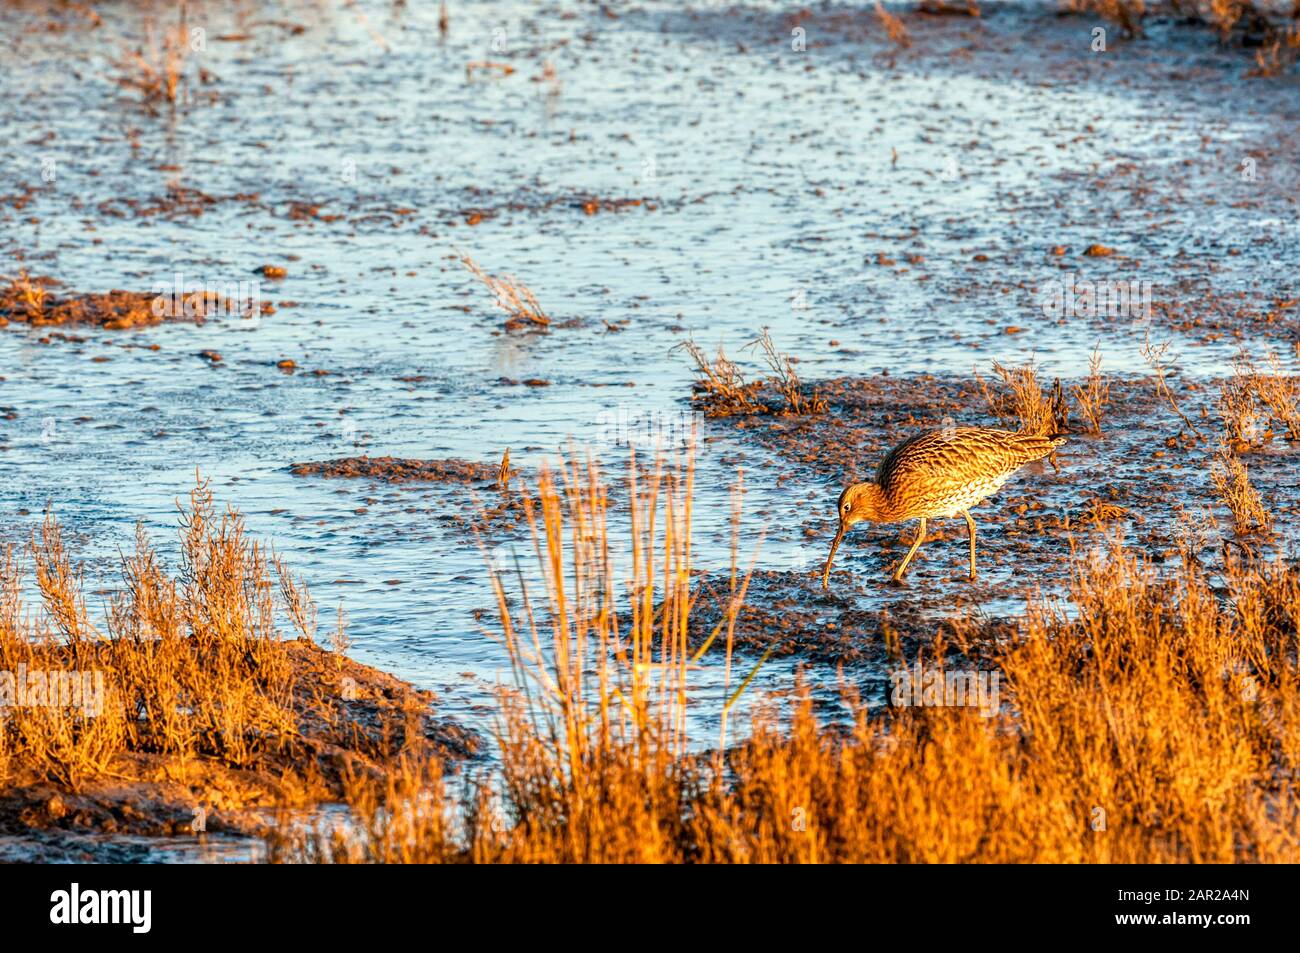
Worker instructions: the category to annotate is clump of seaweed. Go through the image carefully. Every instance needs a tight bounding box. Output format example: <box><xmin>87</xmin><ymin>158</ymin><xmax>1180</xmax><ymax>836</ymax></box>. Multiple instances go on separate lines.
<box><xmin>0</xmin><ymin>274</ymin><xmax>251</xmax><ymax>330</ymax></box>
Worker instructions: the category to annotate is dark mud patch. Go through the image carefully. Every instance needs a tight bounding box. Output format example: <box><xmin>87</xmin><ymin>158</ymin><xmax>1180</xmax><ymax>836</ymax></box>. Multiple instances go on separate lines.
<box><xmin>96</xmin><ymin>185</ymin><xmax>263</xmax><ymax>221</ymax></box>
<box><xmin>0</xmin><ymin>640</ymin><xmax>477</xmax><ymax>863</ymax></box>
<box><xmin>688</xmin><ymin>568</ymin><xmax>1014</xmax><ymax>666</ymax></box>
<box><xmin>289</xmin><ymin>455</ymin><xmax>531</xmax><ymax>536</ymax></box>
<box><xmin>443</xmin><ymin>188</ymin><xmax>659</xmax><ymax>227</ymax></box>
<box><xmin>289</xmin><ymin>455</ymin><xmax>499</xmax><ymax>484</ymax></box>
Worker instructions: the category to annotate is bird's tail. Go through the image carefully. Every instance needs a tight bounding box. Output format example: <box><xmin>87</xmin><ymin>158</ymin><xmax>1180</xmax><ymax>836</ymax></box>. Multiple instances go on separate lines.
<box><xmin>1014</xmin><ymin>432</ymin><xmax>1066</xmax><ymax>467</ymax></box>
<box><xmin>1016</xmin><ymin>431</ymin><xmax>1065</xmax><ymax>450</ymax></box>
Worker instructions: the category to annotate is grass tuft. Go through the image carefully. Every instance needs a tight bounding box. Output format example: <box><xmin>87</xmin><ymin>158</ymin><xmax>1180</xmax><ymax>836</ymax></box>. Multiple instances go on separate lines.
<box><xmin>1071</xmin><ymin>345</ymin><xmax>1110</xmax><ymax>435</ymax></box>
<box><xmin>457</xmin><ymin>251</ymin><xmax>550</xmax><ymax>331</ymax></box>
<box><xmin>976</xmin><ymin>359</ymin><xmax>1067</xmax><ymax>436</ymax></box>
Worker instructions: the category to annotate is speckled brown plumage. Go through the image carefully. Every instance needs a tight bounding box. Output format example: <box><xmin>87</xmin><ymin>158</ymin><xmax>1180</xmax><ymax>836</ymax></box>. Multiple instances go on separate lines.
<box><xmin>822</xmin><ymin>427</ymin><xmax>1065</xmax><ymax>588</ymax></box>
<box><xmin>875</xmin><ymin>428</ymin><xmax>1063</xmax><ymax>520</ymax></box>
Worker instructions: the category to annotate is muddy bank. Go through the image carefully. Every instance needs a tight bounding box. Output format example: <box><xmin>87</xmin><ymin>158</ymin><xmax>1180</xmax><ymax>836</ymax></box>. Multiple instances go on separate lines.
<box><xmin>688</xmin><ymin>566</ymin><xmax>1017</xmax><ymax>664</ymax></box>
<box><xmin>444</xmin><ymin>188</ymin><xmax>658</xmax><ymax>227</ymax></box>
<box><xmin>0</xmin><ymin>639</ymin><xmax>477</xmax><ymax>863</ymax></box>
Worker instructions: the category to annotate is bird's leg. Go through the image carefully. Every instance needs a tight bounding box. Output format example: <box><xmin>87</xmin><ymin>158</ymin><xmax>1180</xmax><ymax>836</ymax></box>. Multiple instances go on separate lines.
<box><xmin>893</xmin><ymin>517</ymin><xmax>927</xmax><ymax>581</ymax></box>
<box><xmin>962</xmin><ymin>510</ymin><xmax>977</xmax><ymax>580</ymax></box>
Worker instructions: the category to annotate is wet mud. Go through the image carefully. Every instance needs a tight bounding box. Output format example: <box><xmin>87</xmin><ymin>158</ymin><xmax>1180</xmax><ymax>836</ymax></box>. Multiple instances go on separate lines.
<box><xmin>689</xmin><ymin>367</ymin><xmax>1299</xmax><ymax>666</ymax></box>
<box><xmin>290</xmin><ymin>455</ymin><xmax>501</xmax><ymax>484</ymax></box>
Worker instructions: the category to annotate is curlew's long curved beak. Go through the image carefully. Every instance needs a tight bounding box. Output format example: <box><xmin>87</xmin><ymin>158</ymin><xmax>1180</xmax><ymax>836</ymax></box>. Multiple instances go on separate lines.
<box><xmin>821</xmin><ymin>521</ymin><xmax>846</xmax><ymax>590</ymax></box>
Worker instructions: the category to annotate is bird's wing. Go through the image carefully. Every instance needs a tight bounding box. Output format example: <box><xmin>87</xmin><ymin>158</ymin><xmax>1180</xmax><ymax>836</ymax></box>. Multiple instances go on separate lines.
<box><xmin>878</xmin><ymin>428</ymin><xmax>1058</xmax><ymax>495</ymax></box>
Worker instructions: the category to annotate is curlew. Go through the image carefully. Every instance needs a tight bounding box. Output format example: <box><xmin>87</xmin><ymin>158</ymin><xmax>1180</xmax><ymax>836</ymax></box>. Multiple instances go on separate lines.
<box><xmin>821</xmin><ymin>427</ymin><xmax>1065</xmax><ymax>588</ymax></box>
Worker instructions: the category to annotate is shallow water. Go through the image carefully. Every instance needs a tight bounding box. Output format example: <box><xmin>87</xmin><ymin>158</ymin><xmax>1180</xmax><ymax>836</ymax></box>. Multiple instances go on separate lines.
<box><xmin>2</xmin><ymin>0</ymin><xmax>1297</xmax><ymax>750</ymax></box>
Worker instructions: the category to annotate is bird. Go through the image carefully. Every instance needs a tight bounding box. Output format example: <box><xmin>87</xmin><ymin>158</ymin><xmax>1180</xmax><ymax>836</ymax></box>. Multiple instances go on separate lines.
<box><xmin>821</xmin><ymin>427</ymin><xmax>1065</xmax><ymax>589</ymax></box>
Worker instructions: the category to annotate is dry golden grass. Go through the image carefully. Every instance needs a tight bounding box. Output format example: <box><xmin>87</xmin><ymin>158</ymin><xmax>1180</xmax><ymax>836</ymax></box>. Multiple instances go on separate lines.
<box><xmin>1140</xmin><ymin>332</ymin><xmax>1205</xmax><ymax>439</ymax></box>
<box><xmin>270</xmin><ymin>444</ymin><xmax>1300</xmax><ymax>863</ymax></box>
<box><xmin>0</xmin><ymin>479</ymin><xmax>455</xmax><ymax>813</ymax></box>
<box><xmin>874</xmin><ymin>0</ymin><xmax>912</xmax><ymax>47</ymax></box>
<box><xmin>1059</xmin><ymin>0</ymin><xmax>1145</xmax><ymax>38</ymax></box>
<box><xmin>1191</xmin><ymin>0</ymin><xmax>1300</xmax><ymax>76</ymax></box>
<box><xmin>1071</xmin><ymin>0</ymin><xmax>1300</xmax><ymax>73</ymax></box>
<box><xmin>1243</xmin><ymin>350</ymin><xmax>1300</xmax><ymax>441</ymax></box>
<box><xmin>1250</xmin><ymin>24</ymin><xmax>1300</xmax><ymax>78</ymax></box>
<box><xmin>0</xmin><ymin>271</ymin><xmax>48</xmax><ymax>322</ymax></box>
<box><xmin>676</xmin><ymin>338</ymin><xmax>767</xmax><ymax>416</ymax></box>
<box><xmin>1210</xmin><ymin>450</ymin><xmax>1272</xmax><ymax>536</ymax></box>
<box><xmin>1072</xmin><ymin>0</ymin><xmax>1146</xmax><ymax>37</ymax></box>
<box><xmin>1216</xmin><ymin>350</ymin><xmax>1300</xmax><ymax>450</ymax></box>
<box><xmin>268</xmin><ymin>753</ymin><xmax>454</xmax><ymax>863</ymax></box>
<box><xmin>113</xmin><ymin>18</ymin><xmax>191</xmax><ymax>107</ymax></box>
<box><xmin>1218</xmin><ymin>372</ymin><xmax>1266</xmax><ymax>451</ymax></box>
<box><xmin>0</xmin><ymin>483</ymin><xmax>302</xmax><ymax>789</ymax></box>
<box><xmin>496</xmin><ymin>448</ymin><xmax>512</xmax><ymax>494</ymax></box>
<box><xmin>976</xmin><ymin>359</ymin><xmax>1067</xmax><ymax>437</ymax></box>
<box><xmin>1209</xmin><ymin>0</ymin><xmax>1249</xmax><ymax>37</ymax></box>
<box><xmin>747</xmin><ymin>328</ymin><xmax>828</xmax><ymax>416</ymax></box>
<box><xmin>1071</xmin><ymin>345</ymin><xmax>1110</xmax><ymax>434</ymax></box>
<box><xmin>677</xmin><ymin>332</ymin><xmax>826</xmax><ymax>417</ymax></box>
<box><xmin>457</xmin><ymin>251</ymin><xmax>549</xmax><ymax>331</ymax></box>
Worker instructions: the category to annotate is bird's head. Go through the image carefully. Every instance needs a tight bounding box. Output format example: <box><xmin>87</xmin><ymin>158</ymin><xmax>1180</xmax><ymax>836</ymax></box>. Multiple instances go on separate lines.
<box><xmin>821</xmin><ymin>482</ymin><xmax>885</xmax><ymax>590</ymax></box>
